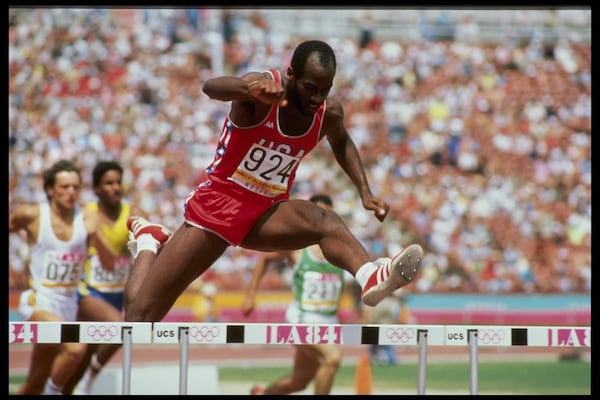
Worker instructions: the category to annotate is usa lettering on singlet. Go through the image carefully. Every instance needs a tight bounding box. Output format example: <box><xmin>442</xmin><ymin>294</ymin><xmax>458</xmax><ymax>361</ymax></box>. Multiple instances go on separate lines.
<box><xmin>205</xmin><ymin>69</ymin><xmax>324</xmax><ymax>198</ymax></box>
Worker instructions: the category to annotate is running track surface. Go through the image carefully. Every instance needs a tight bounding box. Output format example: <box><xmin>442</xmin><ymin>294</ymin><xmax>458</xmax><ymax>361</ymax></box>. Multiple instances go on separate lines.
<box><xmin>9</xmin><ymin>343</ymin><xmax>578</xmax><ymax>372</ymax></box>
<box><xmin>9</xmin><ymin>345</ymin><xmax>588</xmax><ymax>395</ymax></box>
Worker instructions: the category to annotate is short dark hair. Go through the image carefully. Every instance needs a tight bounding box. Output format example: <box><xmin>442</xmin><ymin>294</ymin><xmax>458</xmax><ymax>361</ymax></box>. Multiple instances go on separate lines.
<box><xmin>291</xmin><ymin>40</ymin><xmax>336</xmax><ymax>79</ymax></box>
<box><xmin>93</xmin><ymin>161</ymin><xmax>123</xmax><ymax>187</ymax></box>
<box><xmin>309</xmin><ymin>193</ymin><xmax>333</xmax><ymax>207</ymax></box>
<box><xmin>43</xmin><ymin>159</ymin><xmax>81</xmax><ymax>198</ymax></box>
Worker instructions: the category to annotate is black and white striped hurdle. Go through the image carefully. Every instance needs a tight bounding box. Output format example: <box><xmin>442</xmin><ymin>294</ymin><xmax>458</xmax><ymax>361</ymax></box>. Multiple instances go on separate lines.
<box><xmin>9</xmin><ymin>322</ymin><xmax>591</xmax><ymax>395</ymax></box>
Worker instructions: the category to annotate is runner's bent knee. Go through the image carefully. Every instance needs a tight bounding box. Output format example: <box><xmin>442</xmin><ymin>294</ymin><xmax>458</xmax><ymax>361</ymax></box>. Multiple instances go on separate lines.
<box><xmin>302</xmin><ymin>206</ymin><xmax>346</xmax><ymax>237</ymax></box>
<box><xmin>63</xmin><ymin>342</ymin><xmax>87</xmax><ymax>363</ymax></box>
<box><xmin>319</xmin><ymin>346</ymin><xmax>342</xmax><ymax>367</ymax></box>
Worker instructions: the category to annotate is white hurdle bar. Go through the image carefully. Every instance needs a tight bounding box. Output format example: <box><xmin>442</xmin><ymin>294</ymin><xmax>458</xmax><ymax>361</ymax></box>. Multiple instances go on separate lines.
<box><xmin>9</xmin><ymin>322</ymin><xmax>591</xmax><ymax>395</ymax></box>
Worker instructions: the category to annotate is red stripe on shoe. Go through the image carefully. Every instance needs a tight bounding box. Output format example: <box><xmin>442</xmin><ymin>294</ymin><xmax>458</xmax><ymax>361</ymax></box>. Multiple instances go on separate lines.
<box><xmin>361</xmin><ymin>269</ymin><xmax>380</xmax><ymax>297</ymax></box>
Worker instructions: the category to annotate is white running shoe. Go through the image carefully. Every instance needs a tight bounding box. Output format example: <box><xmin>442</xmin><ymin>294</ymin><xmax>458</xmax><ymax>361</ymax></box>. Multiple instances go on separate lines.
<box><xmin>361</xmin><ymin>244</ymin><xmax>423</xmax><ymax>306</ymax></box>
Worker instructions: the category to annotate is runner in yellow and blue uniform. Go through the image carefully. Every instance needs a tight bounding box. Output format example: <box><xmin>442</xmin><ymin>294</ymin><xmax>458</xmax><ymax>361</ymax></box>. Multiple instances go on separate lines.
<box><xmin>64</xmin><ymin>161</ymin><xmax>138</xmax><ymax>395</ymax></box>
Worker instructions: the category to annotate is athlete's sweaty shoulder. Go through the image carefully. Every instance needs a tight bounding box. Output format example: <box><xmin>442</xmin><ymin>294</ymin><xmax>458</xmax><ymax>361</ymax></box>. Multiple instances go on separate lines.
<box><xmin>324</xmin><ymin>96</ymin><xmax>344</xmax><ymax>118</ymax></box>
<box><xmin>320</xmin><ymin>96</ymin><xmax>345</xmax><ymax>140</ymax></box>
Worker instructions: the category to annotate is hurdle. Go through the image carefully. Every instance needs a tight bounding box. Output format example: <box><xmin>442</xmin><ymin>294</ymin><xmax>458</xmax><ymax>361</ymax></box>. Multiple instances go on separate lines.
<box><xmin>9</xmin><ymin>322</ymin><xmax>591</xmax><ymax>395</ymax></box>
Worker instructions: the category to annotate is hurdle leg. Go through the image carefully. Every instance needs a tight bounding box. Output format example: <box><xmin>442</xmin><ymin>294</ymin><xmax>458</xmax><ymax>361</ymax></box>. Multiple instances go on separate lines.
<box><xmin>122</xmin><ymin>326</ymin><xmax>133</xmax><ymax>395</ymax></box>
<box><xmin>417</xmin><ymin>329</ymin><xmax>428</xmax><ymax>395</ymax></box>
<box><xmin>179</xmin><ymin>327</ymin><xmax>189</xmax><ymax>395</ymax></box>
<box><xmin>468</xmin><ymin>329</ymin><xmax>478</xmax><ymax>395</ymax></box>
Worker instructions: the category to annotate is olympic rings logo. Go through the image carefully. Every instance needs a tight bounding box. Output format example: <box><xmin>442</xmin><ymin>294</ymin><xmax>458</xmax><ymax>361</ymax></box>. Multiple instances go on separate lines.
<box><xmin>478</xmin><ymin>328</ymin><xmax>506</xmax><ymax>344</ymax></box>
<box><xmin>190</xmin><ymin>326</ymin><xmax>221</xmax><ymax>342</ymax></box>
<box><xmin>385</xmin><ymin>327</ymin><xmax>415</xmax><ymax>343</ymax></box>
<box><xmin>87</xmin><ymin>325</ymin><xmax>119</xmax><ymax>341</ymax></box>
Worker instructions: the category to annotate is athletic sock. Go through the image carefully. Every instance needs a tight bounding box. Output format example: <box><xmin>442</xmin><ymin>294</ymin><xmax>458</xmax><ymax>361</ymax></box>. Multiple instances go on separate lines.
<box><xmin>43</xmin><ymin>378</ymin><xmax>63</xmax><ymax>395</ymax></box>
<box><xmin>135</xmin><ymin>234</ymin><xmax>160</xmax><ymax>255</ymax></box>
<box><xmin>355</xmin><ymin>261</ymin><xmax>377</xmax><ymax>288</ymax></box>
<box><xmin>89</xmin><ymin>352</ymin><xmax>102</xmax><ymax>373</ymax></box>
<box><xmin>74</xmin><ymin>354</ymin><xmax>102</xmax><ymax>395</ymax></box>
<box><xmin>127</xmin><ymin>232</ymin><xmax>138</xmax><ymax>258</ymax></box>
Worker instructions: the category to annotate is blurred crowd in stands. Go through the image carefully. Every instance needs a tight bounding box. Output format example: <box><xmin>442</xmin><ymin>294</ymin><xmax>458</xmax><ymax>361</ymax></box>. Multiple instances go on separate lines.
<box><xmin>9</xmin><ymin>9</ymin><xmax>591</xmax><ymax>295</ymax></box>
